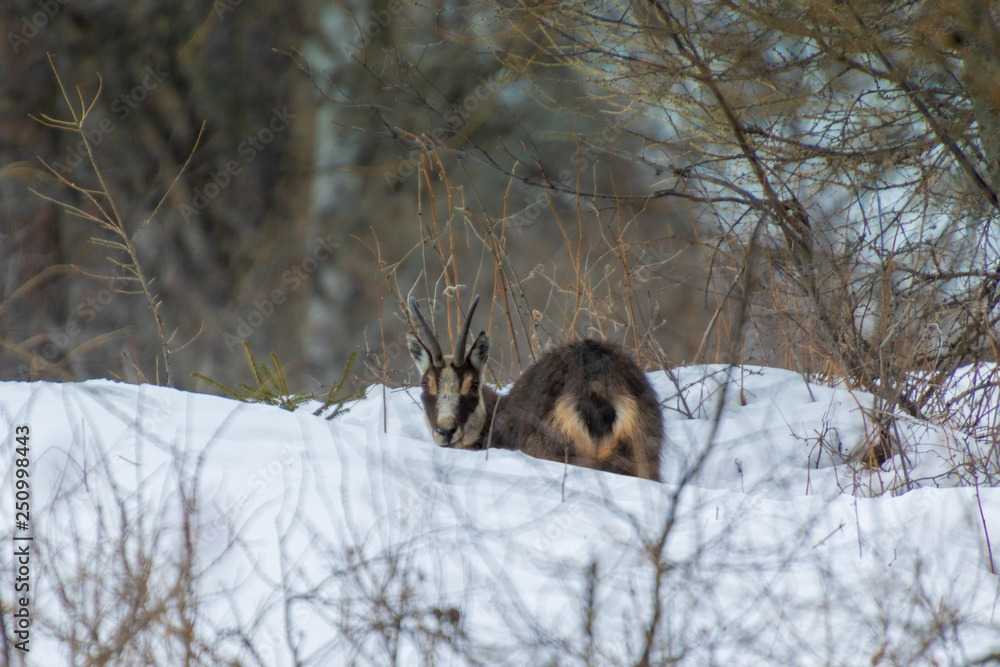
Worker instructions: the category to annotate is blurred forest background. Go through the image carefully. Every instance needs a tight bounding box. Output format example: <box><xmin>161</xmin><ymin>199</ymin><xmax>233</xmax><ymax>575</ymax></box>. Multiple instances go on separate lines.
<box><xmin>2</xmin><ymin>0</ymin><xmax>999</xmax><ymax>435</ymax></box>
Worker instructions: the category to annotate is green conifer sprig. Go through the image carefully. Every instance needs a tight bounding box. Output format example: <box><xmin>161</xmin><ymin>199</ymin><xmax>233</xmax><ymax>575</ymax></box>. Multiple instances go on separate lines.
<box><xmin>193</xmin><ymin>341</ymin><xmax>312</xmax><ymax>411</ymax></box>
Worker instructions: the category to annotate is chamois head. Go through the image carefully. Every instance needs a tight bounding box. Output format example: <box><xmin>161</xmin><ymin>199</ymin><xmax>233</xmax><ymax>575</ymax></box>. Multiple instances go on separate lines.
<box><xmin>407</xmin><ymin>295</ymin><xmax>491</xmax><ymax>448</ymax></box>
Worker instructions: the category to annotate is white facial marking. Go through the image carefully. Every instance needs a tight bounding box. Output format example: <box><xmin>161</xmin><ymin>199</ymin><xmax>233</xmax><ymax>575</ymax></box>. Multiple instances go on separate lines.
<box><xmin>435</xmin><ymin>367</ymin><xmax>460</xmax><ymax>431</ymax></box>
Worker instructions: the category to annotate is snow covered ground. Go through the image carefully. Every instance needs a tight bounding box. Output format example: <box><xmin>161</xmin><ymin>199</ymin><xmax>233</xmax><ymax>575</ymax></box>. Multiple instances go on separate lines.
<box><xmin>1</xmin><ymin>365</ymin><xmax>998</xmax><ymax>665</ymax></box>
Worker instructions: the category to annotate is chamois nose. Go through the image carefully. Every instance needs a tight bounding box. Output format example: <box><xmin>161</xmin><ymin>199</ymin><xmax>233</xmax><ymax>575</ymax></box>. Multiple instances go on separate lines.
<box><xmin>435</xmin><ymin>426</ymin><xmax>457</xmax><ymax>443</ymax></box>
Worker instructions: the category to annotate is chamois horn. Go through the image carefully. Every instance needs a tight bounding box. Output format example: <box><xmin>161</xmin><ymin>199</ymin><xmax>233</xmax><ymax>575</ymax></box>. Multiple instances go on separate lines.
<box><xmin>408</xmin><ymin>296</ymin><xmax>444</xmax><ymax>367</ymax></box>
<box><xmin>455</xmin><ymin>294</ymin><xmax>481</xmax><ymax>362</ymax></box>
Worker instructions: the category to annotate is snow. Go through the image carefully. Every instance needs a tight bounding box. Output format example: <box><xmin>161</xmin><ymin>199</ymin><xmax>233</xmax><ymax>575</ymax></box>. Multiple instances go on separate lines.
<box><xmin>1</xmin><ymin>365</ymin><xmax>998</xmax><ymax>665</ymax></box>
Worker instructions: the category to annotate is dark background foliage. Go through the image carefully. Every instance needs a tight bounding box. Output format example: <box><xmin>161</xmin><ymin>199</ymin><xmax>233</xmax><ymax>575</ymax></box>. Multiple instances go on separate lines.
<box><xmin>3</xmin><ymin>0</ymin><xmax>998</xmax><ymax>428</ymax></box>
<box><xmin>0</xmin><ymin>0</ymin><xmax>708</xmax><ymax>394</ymax></box>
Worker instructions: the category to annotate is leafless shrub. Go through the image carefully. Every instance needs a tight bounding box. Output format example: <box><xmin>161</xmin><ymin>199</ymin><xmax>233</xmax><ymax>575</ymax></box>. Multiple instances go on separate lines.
<box><xmin>3</xmin><ymin>412</ymin><xmax>256</xmax><ymax>664</ymax></box>
<box><xmin>25</xmin><ymin>58</ymin><xmax>205</xmax><ymax>387</ymax></box>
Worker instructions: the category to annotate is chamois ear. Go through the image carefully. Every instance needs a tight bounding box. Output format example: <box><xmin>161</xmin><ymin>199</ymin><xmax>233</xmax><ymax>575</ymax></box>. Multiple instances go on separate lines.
<box><xmin>407</xmin><ymin>334</ymin><xmax>433</xmax><ymax>374</ymax></box>
<box><xmin>467</xmin><ymin>331</ymin><xmax>489</xmax><ymax>371</ymax></box>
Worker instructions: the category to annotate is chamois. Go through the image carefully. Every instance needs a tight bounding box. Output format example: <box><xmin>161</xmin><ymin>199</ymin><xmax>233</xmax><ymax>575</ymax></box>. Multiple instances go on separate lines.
<box><xmin>406</xmin><ymin>295</ymin><xmax>663</xmax><ymax>481</ymax></box>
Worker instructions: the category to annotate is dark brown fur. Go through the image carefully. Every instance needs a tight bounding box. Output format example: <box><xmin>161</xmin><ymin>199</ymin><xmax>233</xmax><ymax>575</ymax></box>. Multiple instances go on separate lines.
<box><xmin>408</xmin><ymin>298</ymin><xmax>663</xmax><ymax>481</ymax></box>
<box><xmin>485</xmin><ymin>341</ymin><xmax>662</xmax><ymax>481</ymax></box>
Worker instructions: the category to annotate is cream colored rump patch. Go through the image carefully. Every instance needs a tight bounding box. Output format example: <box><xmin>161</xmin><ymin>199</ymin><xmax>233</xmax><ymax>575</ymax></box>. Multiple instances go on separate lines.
<box><xmin>552</xmin><ymin>393</ymin><xmax>640</xmax><ymax>463</ymax></box>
